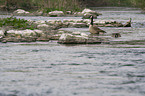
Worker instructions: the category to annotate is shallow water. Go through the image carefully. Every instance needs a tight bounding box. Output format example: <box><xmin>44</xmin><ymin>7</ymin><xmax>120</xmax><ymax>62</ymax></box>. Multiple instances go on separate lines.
<box><xmin>0</xmin><ymin>7</ymin><xmax>145</xmax><ymax>96</ymax></box>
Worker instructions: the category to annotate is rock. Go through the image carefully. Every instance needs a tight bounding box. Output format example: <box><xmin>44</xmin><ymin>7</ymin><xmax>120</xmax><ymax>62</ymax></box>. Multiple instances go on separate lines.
<box><xmin>0</xmin><ymin>30</ymin><xmax>4</xmax><ymax>36</ymax></box>
<box><xmin>7</xmin><ymin>29</ymin><xmax>36</xmax><ymax>37</ymax></box>
<box><xmin>71</xmin><ymin>23</ymin><xmax>87</xmax><ymax>28</ymax></box>
<box><xmin>58</xmin><ymin>33</ymin><xmax>86</xmax><ymax>44</ymax></box>
<box><xmin>83</xmin><ymin>13</ymin><xmax>97</xmax><ymax>19</ymax></box>
<box><xmin>112</xmin><ymin>33</ymin><xmax>121</xmax><ymax>38</ymax></box>
<box><xmin>21</xmin><ymin>37</ymin><xmax>36</xmax><ymax>42</ymax></box>
<box><xmin>141</xmin><ymin>10</ymin><xmax>145</xmax><ymax>14</ymax></box>
<box><xmin>1</xmin><ymin>39</ymin><xmax>7</xmax><ymax>43</ymax></box>
<box><xmin>82</xmin><ymin>8</ymin><xmax>96</xmax><ymax>14</ymax></box>
<box><xmin>36</xmin><ymin>36</ymin><xmax>50</xmax><ymax>41</ymax></box>
<box><xmin>34</xmin><ymin>29</ymin><xmax>43</xmax><ymax>34</ymax></box>
<box><xmin>105</xmin><ymin>24</ymin><xmax>115</xmax><ymax>27</ymax></box>
<box><xmin>46</xmin><ymin>20</ymin><xmax>63</xmax><ymax>25</ymax></box>
<box><xmin>13</xmin><ymin>9</ymin><xmax>30</xmax><ymax>15</ymax></box>
<box><xmin>37</xmin><ymin>24</ymin><xmax>49</xmax><ymax>28</ymax></box>
<box><xmin>81</xmin><ymin>33</ymin><xmax>88</xmax><ymax>37</ymax></box>
<box><xmin>73</xmin><ymin>12</ymin><xmax>83</xmax><ymax>17</ymax></box>
<box><xmin>49</xmin><ymin>11</ymin><xmax>64</xmax><ymax>17</ymax></box>
<box><xmin>66</xmin><ymin>11</ymin><xmax>72</xmax><ymax>14</ymax></box>
<box><xmin>124</xmin><ymin>18</ymin><xmax>132</xmax><ymax>27</ymax></box>
<box><xmin>23</xmin><ymin>29</ymin><xmax>36</xmax><ymax>36</ymax></box>
<box><xmin>82</xmin><ymin>8</ymin><xmax>101</xmax><ymax>19</ymax></box>
<box><xmin>58</xmin><ymin>33</ymin><xmax>103</xmax><ymax>44</ymax></box>
<box><xmin>72</xmin><ymin>32</ymin><xmax>81</xmax><ymax>35</ymax></box>
<box><xmin>33</xmin><ymin>11</ymin><xmax>43</xmax><ymax>16</ymax></box>
<box><xmin>50</xmin><ymin>34</ymin><xmax>62</xmax><ymax>40</ymax></box>
<box><xmin>86</xmin><ymin>37</ymin><xmax>102</xmax><ymax>44</ymax></box>
<box><xmin>35</xmin><ymin>20</ymin><xmax>46</xmax><ymax>24</ymax></box>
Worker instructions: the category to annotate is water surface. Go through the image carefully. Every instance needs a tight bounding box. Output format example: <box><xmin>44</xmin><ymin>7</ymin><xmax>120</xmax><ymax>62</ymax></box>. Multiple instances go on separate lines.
<box><xmin>0</xmin><ymin>7</ymin><xmax>145</xmax><ymax>96</ymax></box>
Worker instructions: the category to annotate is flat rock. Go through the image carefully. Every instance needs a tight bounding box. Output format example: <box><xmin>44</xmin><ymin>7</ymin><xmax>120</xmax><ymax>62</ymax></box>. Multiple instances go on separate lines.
<box><xmin>58</xmin><ymin>33</ymin><xmax>104</xmax><ymax>44</ymax></box>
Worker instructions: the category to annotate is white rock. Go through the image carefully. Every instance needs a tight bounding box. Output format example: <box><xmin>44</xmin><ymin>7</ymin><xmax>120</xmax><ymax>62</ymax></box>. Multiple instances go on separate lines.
<box><xmin>72</xmin><ymin>23</ymin><xmax>87</xmax><ymax>28</ymax></box>
<box><xmin>46</xmin><ymin>20</ymin><xmax>62</xmax><ymax>24</ymax></box>
<box><xmin>83</xmin><ymin>19</ymin><xmax>90</xmax><ymax>23</ymax></box>
<box><xmin>81</xmin><ymin>33</ymin><xmax>88</xmax><ymax>37</ymax></box>
<box><xmin>73</xmin><ymin>12</ymin><xmax>83</xmax><ymax>16</ymax></box>
<box><xmin>0</xmin><ymin>30</ymin><xmax>4</xmax><ymax>36</ymax></box>
<box><xmin>37</xmin><ymin>24</ymin><xmax>49</xmax><ymax>28</ymax></box>
<box><xmin>35</xmin><ymin>20</ymin><xmax>46</xmax><ymax>24</ymax></box>
<box><xmin>59</xmin><ymin>33</ymin><xmax>73</xmax><ymax>40</ymax></box>
<box><xmin>7</xmin><ymin>29</ymin><xmax>36</xmax><ymax>36</ymax></box>
<box><xmin>82</xmin><ymin>8</ymin><xmax>96</xmax><ymax>14</ymax></box>
<box><xmin>34</xmin><ymin>30</ymin><xmax>43</xmax><ymax>34</ymax></box>
<box><xmin>14</xmin><ymin>9</ymin><xmax>30</xmax><ymax>14</ymax></box>
<box><xmin>49</xmin><ymin>11</ymin><xmax>64</xmax><ymax>16</ymax></box>
<box><xmin>72</xmin><ymin>32</ymin><xmax>81</xmax><ymax>35</ymax></box>
<box><xmin>7</xmin><ymin>30</ymin><xmax>16</xmax><ymax>34</ymax></box>
<box><xmin>66</xmin><ymin>11</ymin><xmax>72</xmax><ymax>14</ymax></box>
<box><xmin>58</xmin><ymin>31</ymin><xmax>65</xmax><ymax>34</ymax></box>
<box><xmin>22</xmin><ymin>29</ymin><xmax>35</xmax><ymax>36</ymax></box>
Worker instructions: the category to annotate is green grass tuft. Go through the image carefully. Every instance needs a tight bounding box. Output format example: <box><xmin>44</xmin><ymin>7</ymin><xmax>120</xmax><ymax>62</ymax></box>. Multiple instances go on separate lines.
<box><xmin>0</xmin><ymin>17</ymin><xmax>36</xmax><ymax>30</ymax></box>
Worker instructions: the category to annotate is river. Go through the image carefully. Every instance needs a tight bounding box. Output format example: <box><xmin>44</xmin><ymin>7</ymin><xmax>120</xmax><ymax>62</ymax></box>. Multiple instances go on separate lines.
<box><xmin>0</xmin><ymin>7</ymin><xmax>145</xmax><ymax>96</ymax></box>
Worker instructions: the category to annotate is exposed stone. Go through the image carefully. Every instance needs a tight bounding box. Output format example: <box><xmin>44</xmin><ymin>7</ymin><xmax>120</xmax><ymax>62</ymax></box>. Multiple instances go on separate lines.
<box><xmin>81</xmin><ymin>8</ymin><xmax>101</xmax><ymax>19</ymax></box>
<box><xmin>35</xmin><ymin>20</ymin><xmax>46</xmax><ymax>24</ymax></box>
<box><xmin>1</xmin><ymin>39</ymin><xmax>7</xmax><ymax>43</ymax></box>
<box><xmin>13</xmin><ymin>9</ymin><xmax>30</xmax><ymax>15</ymax></box>
<box><xmin>6</xmin><ymin>29</ymin><xmax>43</xmax><ymax>37</ymax></box>
<box><xmin>112</xmin><ymin>33</ymin><xmax>121</xmax><ymax>38</ymax></box>
<box><xmin>86</xmin><ymin>37</ymin><xmax>102</xmax><ymax>44</ymax></box>
<box><xmin>50</xmin><ymin>34</ymin><xmax>62</xmax><ymax>40</ymax></box>
<box><xmin>58</xmin><ymin>33</ymin><xmax>86</xmax><ymax>44</ymax></box>
<box><xmin>33</xmin><ymin>11</ymin><xmax>43</xmax><ymax>16</ymax></box>
<box><xmin>36</xmin><ymin>36</ymin><xmax>50</xmax><ymax>41</ymax></box>
<box><xmin>72</xmin><ymin>32</ymin><xmax>81</xmax><ymax>35</ymax></box>
<box><xmin>82</xmin><ymin>8</ymin><xmax>97</xmax><ymax>14</ymax></box>
<box><xmin>105</xmin><ymin>24</ymin><xmax>115</xmax><ymax>27</ymax></box>
<box><xmin>58</xmin><ymin>33</ymin><xmax>104</xmax><ymax>44</ymax></box>
<box><xmin>48</xmin><ymin>11</ymin><xmax>64</xmax><ymax>17</ymax></box>
<box><xmin>37</xmin><ymin>24</ymin><xmax>49</xmax><ymax>28</ymax></box>
<box><xmin>0</xmin><ymin>30</ymin><xmax>4</xmax><ymax>36</ymax></box>
<box><xmin>73</xmin><ymin>12</ymin><xmax>83</xmax><ymax>17</ymax></box>
<box><xmin>83</xmin><ymin>13</ymin><xmax>97</xmax><ymax>19</ymax></box>
<box><xmin>66</xmin><ymin>11</ymin><xmax>72</xmax><ymax>14</ymax></box>
<box><xmin>71</xmin><ymin>23</ymin><xmax>87</xmax><ymax>28</ymax></box>
<box><xmin>124</xmin><ymin>19</ymin><xmax>131</xmax><ymax>27</ymax></box>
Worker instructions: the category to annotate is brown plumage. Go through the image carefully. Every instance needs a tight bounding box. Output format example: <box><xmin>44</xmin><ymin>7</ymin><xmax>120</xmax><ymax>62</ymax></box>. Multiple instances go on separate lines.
<box><xmin>89</xmin><ymin>16</ymin><xmax>106</xmax><ymax>34</ymax></box>
<box><xmin>124</xmin><ymin>18</ymin><xmax>132</xmax><ymax>27</ymax></box>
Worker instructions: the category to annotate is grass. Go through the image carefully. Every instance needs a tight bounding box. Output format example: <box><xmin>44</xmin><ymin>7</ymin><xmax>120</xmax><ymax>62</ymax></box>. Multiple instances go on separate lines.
<box><xmin>0</xmin><ymin>17</ymin><xmax>37</xmax><ymax>30</ymax></box>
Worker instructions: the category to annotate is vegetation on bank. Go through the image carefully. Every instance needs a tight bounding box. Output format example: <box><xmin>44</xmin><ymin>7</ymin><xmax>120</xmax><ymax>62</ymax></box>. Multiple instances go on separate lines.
<box><xmin>0</xmin><ymin>17</ymin><xmax>36</xmax><ymax>30</ymax></box>
<box><xmin>0</xmin><ymin>0</ymin><xmax>83</xmax><ymax>12</ymax></box>
<box><xmin>0</xmin><ymin>0</ymin><xmax>145</xmax><ymax>12</ymax></box>
<box><xmin>83</xmin><ymin>0</ymin><xmax>145</xmax><ymax>10</ymax></box>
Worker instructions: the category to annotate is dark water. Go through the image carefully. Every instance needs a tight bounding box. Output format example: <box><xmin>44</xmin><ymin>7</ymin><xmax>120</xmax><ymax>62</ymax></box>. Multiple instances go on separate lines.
<box><xmin>0</xmin><ymin>7</ymin><xmax>145</xmax><ymax>96</ymax></box>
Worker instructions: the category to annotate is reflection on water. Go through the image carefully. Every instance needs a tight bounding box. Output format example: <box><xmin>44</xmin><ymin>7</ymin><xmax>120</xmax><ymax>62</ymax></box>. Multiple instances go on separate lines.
<box><xmin>0</xmin><ymin>7</ymin><xmax>145</xmax><ymax>96</ymax></box>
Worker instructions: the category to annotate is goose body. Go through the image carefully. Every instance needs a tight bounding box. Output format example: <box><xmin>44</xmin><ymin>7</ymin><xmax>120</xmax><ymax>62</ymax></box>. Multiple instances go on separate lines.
<box><xmin>124</xmin><ymin>18</ymin><xmax>132</xmax><ymax>27</ymax></box>
<box><xmin>89</xmin><ymin>16</ymin><xmax>106</xmax><ymax>34</ymax></box>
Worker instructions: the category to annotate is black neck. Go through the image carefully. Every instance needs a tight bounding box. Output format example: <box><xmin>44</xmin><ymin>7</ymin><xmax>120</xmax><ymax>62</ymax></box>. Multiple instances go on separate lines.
<box><xmin>90</xmin><ymin>17</ymin><xmax>93</xmax><ymax>25</ymax></box>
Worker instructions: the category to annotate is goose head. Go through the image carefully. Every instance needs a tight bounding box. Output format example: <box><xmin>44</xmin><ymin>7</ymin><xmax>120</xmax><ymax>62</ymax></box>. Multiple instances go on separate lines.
<box><xmin>90</xmin><ymin>16</ymin><xmax>94</xmax><ymax>25</ymax></box>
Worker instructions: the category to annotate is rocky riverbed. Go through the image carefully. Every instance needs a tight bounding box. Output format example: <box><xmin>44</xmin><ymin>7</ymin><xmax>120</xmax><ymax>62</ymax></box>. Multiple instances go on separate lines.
<box><xmin>12</xmin><ymin>8</ymin><xmax>101</xmax><ymax>19</ymax></box>
<box><xmin>0</xmin><ymin>13</ymin><xmax>131</xmax><ymax>44</ymax></box>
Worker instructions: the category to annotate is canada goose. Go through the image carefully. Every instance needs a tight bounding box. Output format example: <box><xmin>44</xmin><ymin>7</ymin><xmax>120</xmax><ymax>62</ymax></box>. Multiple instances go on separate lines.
<box><xmin>124</xmin><ymin>18</ymin><xmax>132</xmax><ymax>27</ymax></box>
<box><xmin>89</xmin><ymin>16</ymin><xmax>106</xmax><ymax>34</ymax></box>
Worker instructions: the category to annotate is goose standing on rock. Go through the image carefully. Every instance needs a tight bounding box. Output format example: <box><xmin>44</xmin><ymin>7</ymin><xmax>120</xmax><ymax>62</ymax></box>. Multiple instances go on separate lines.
<box><xmin>89</xmin><ymin>16</ymin><xmax>106</xmax><ymax>34</ymax></box>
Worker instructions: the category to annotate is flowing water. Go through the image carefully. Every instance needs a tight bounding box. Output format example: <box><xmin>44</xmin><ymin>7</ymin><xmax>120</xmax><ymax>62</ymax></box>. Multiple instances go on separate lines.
<box><xmin>0</xmin><ymin>7</ymin><xmax>145</xmax><ymax>96</ymax></box>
